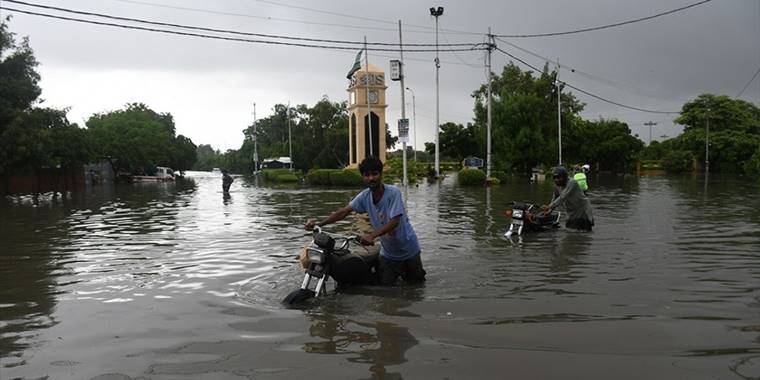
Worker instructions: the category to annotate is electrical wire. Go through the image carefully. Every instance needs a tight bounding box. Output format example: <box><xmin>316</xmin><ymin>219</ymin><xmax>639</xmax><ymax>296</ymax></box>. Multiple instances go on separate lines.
<box><xmin>494</xmin><ymin>36</ymin><xmax>670</xmax><ymax>100</ymax></box>
<box><xmin>493</xmin><ymin>46</ymin><xmax>680</xmax><ymax>114</ymax></box>
<box><xmin>495</xmin><ymin>0</ymin><xmax>712</xmax><ymax>38</ymax></box>
<box><xmin>4</xmin><ymin>0</ymin><xmax>481</xmax><ymax>47</ymax></box>
<box><xmin>0</xmin><ymin>6</ymin><xmax>487</xmax><ymax>52</ymax></box>
<box><xmin>736</xmin><ymin>66</ymin><xmax>760</xmax><ymax>98</ymax></box>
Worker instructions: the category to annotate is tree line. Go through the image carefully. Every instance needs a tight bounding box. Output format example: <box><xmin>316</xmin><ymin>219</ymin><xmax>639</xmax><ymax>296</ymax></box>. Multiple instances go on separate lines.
<box><xmin>1</xmin><ymin>20</ymin><xmax>197</xmax><ymax>179</ymax></box>
<box><xmin>3</xmin><ymin>18</ymin><xmax>758</xmax><ymax>181</ymax></box>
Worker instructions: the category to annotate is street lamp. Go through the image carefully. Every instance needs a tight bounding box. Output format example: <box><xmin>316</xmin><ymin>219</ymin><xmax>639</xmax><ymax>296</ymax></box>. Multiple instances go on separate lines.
<box><xmin>705</xmin><ymin>108</ymin><xmax>710</xmax><ymax>175</ymax></box>
<box><xmin>405</xmin><ymin>86</ymin><xmax>417</xmax><ymax>162</ymax></box>
<box><xmin>430</xmin><ymin>6</ymin><xmax>443</xmax><ymax>178</ymax></box>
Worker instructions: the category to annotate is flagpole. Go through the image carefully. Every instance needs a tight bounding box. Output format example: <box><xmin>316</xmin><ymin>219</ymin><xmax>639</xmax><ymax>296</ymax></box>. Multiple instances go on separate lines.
<box><xmin>364</xmin><ymin>36</ymin><xmax>373</xmax><ymax>158</ymax></box>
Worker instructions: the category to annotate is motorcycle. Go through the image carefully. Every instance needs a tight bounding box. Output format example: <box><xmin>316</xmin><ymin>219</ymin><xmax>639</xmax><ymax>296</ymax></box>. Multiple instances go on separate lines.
<box><xmin>504</xmin><ymin>201</ymin><xmax>561</xmax><ymax>238</ymax></box>
<box><xmin>282</xmin><ymin>227</ymin><xmax>379</xmax><ymax>306</ymax></box>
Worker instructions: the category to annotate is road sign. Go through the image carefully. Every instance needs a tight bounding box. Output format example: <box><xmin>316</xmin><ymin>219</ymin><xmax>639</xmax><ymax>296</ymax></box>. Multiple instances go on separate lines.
<box><xmin>398</xmin><ymin>118</ymin><xmax>409</xmax><ymax>143</ymax></box>
<box><xmin>390</xmin><ymin>60</ymin><xmax>402</xmax><ymax>81</ymax></box>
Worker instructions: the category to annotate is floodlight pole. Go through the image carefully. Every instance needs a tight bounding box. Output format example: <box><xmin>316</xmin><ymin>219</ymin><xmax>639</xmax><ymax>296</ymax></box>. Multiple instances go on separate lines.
<box><xmin>557</xmin><ymin>58</ymin><xmax>562</xmax><ymax>166</ymax></box>
<box><xmin>406</xmin><ymin>87</ymin><xmax>417</xmax><ymax>162</ymax></box>
<box><xmin>486</xmin><ymin>28</ymin><xmax>493</xmax><ymax>181</ymax></box>
<box><xmin>644</xmin><ymin>121</ymin><xmax>657</xmax><ymax>145</ymax></box>
<box><xmin>398</xmin><ymin>20</ymin><xmax>408</xmax><ymax>187</ymax></box>
<box><xmin>430</xmin><ymin>6</ymin><xmax>444</xmax><ymax>178</ymax></box>
<box><xmin>253</xmin><ymin>102</ymin><xmax>258</xmax><ymax>173</ymax></box>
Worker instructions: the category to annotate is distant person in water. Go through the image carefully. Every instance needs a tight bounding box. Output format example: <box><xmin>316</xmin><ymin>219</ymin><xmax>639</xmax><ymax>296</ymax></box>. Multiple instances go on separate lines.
<box><xmin>304</xmin><ymin>156</ymin><xmax>425</xmax><ymax>286</ymax></box>
<box><xmin>222</xmin><ymin>169</ymin><xmax>233</xmax><ymax>193</ymax></box>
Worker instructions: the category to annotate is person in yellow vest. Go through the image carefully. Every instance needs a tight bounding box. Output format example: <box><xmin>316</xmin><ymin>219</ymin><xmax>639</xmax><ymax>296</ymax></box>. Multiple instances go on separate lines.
<box><xmin>573</xmin><ymin>165</ymin><xmax>588</xmax><ymax>194</ymax></box>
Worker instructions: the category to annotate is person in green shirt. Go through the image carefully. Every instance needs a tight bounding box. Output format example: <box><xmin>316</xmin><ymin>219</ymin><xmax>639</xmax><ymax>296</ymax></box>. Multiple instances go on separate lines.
<box><xmin>573</xmin><ymin>165</ymin><xmax>588</xmax><ymax>194</ymax></box>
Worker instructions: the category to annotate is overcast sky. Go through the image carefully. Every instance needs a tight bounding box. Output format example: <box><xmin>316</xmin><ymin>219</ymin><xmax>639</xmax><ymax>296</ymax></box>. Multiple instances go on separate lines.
<box><xmin>2</xmin><ymin>0</ymin><xmax>758</xmax><ymax>152</ymax></box>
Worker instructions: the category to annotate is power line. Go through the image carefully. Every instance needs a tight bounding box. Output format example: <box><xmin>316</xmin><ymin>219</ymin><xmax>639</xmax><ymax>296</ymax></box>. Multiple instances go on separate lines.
<box><xmin>736</xmin><ymin>66</ymin><xmax>760</xmax><ymax>98</ymax></box>
<box><xmin>5</xmin><ymin>0</ymin><xmax>481</xmax><ymax>47</ymax></box>
<box><xmin>495</xmin><ymin>0</ymin><xmax>713</xmax><ymax>38</ymax></box>
<box><xmin>1</xmin><ymin>6</ymin><xmax>487</xmax><ymax>52</ymax></box>
<box><xmin>493</xmin><ymin>46</ymin><xmax>680</xmax><ymax>114</ymax></box>
<box><xmin>494</xmin><ymin>36</ymin><xmax>672</xmax><ymax>101</ymax></box>
<box><xmin>248</xmin><ymin>0</ymin><xmax>483</xmax><ymax>36</ymax></box>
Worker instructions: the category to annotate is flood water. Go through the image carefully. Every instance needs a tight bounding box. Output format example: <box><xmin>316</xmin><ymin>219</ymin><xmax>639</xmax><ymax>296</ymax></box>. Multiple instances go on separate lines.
<box><xmin>1</xmin><ymin>171</ymin><xmax>759</xmax><ymax>379</ymax></box>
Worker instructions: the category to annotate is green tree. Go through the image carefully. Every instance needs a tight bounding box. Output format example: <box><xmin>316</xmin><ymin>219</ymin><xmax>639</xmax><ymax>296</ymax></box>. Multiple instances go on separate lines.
<box><xmin>86</xmin><ymin>103</ymin><xmax>195</xmax><ymax>174</ymax></box>
<box><xmin>431</xmin><ymin>122</ymin><xmax>482</xmax><ymax>161</ymax></box>
<box><xmin>471</xmin><ymin>62</ymin><xmax>585</xmax><ymax>175</ymax></box>
<box><xmin>0</xmin><ymin>19</ymin><xmax>91</xmax><ymax>180</ymax></box>
<box><xmin>674</xmin><ymin>94</ymin><xmax>760</xmax><ymax>173</ymax></box>
<box><xmin>567</xmin><ymin>118</ymin><xmax>644</xmax><ymax>172</ymax></box>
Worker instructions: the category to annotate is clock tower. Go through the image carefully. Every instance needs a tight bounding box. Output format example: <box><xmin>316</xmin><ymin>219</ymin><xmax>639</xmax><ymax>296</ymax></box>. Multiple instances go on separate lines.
<box><xmin>347</xmin><ymin>62</ymin><xmax>387</xmax><ymax>167</ymax></box>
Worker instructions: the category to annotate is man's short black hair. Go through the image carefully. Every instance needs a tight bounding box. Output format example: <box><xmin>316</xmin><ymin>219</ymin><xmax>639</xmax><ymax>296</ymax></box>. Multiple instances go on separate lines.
<box><xmin>358</xmin><ymin>156</ymin><xmax>383</xmax><ymax>175</ymax></box>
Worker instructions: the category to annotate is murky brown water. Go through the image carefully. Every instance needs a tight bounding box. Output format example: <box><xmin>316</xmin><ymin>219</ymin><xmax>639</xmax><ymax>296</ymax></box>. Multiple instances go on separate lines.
<box><xmin>1</xmin><ymin>171</ymin><xmax>759</xmax><ymax>379</ymax></box>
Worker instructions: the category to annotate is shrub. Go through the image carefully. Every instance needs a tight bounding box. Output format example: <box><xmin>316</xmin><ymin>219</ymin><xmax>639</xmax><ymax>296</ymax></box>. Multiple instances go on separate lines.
<box><xmin>276</xmin><ymin>173</ymin><xmax>299</xmax><ymax>183</ymax></box>
<box><xmin>458</xmin><ymin>168</ymin><xmax>486</xmax><ymax>186</ymax></box>
<box><xmin>330</xmin><ymin>169</ymin><xmax>362</xmax><ymax>186</ymax></box>
<box><xmin>487</xmin><ymin>177</ymin><xmax>501</xmax><ymax>185</ymax></box>
<box><xmin>262</xmin><ymin>169</ymin><xmax>291</xmax><ymax>181</ymax></box>
<box><xmin>662</xmin><ymin>150</ymin><xmax>694</xmax><ymax>173</ymax></box>
<box><xmin>306</xmin><ymin>169</ymin><xmax>333</xmax><ymax>185</ymax></box>
<box><xmin>491</xmin><ymin>170</ymin><xmax>508</xmax><ymax>184</ymax></box>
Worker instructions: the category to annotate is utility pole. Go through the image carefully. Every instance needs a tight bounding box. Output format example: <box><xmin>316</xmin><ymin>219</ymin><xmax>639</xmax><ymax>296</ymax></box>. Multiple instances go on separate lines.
<box><xmin>556</xmin><ymin>58</ymin><xmax>562</xmax><ymax>166</ymax></box>
<box><xmin>398</xmin><ymin>20</ymin><xmax>408</xmax><ymax>186</ymax></box>
<box><xmin>253</xmin><ymin>102</ymin><xmax>258</xmax><ymax>173</ymax></box>
<box><xmin>486</xmin><ymin>28</ymin><xmax>494</xmax><ymax>182</ymax></box>
<box><xmin>705</xmin><ymin>108</ymin><xmax>710</xmax><ymax>175</ymax></box>
<box><xmin>288</xmin><ymin>101</ymin><xmax>292</xmax><ymax>171</ymax></box>
<box><xmin>406</xmin><ymin>87</ymin><xmax>417</xmax><ymax>162</ymax></box>
<box><xmin>430</xmin><ymin>6</ymin><xmax>444</xmax><ymax>178</ymax></box>
<box><xmin>644</xmin><ymin>121</ymin><xmax>657</xmax><ymax>145</ymax></box>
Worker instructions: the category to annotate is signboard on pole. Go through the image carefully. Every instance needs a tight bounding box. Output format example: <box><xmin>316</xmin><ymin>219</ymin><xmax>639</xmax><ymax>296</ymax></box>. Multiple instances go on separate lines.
<box><xmin>397</xmin><ymin>118</ymin><xmax>409</xmax><ymax>143</ymax></box>
<box><xmin>389</xmin><ymin>60</ymin><xmax>402</xmax><ymax>81</ymax></box>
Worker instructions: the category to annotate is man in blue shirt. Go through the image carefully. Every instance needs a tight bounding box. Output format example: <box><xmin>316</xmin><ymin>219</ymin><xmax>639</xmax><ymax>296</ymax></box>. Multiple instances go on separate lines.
<box><xmin>305</xmin><ymin>156</ymin><xmax>425</xmax><ymax>285</ymax></box>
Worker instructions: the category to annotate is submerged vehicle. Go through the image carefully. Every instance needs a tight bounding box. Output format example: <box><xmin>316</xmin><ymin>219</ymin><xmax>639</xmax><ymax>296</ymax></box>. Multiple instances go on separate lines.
<box><xmin>283</xmin><ymin>227</ymin><xmax>379</xmax><ymax>306</ymax></box>
<box><xmin>504</xmin><ymin>201</ymin><xmax>561</xmax><ymax>238</ymax></box>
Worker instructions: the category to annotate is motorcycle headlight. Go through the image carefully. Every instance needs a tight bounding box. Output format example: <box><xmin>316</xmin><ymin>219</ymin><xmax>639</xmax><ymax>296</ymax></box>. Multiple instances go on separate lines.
<box><xmin>512</xmin><ymin>209</ymin><xmax>523</xmax><ymax>219</ymax></box>
<box><xmin>307</xmin><ymin>248</ymin><xmax>325</xmax><ymax>265</ymax></box>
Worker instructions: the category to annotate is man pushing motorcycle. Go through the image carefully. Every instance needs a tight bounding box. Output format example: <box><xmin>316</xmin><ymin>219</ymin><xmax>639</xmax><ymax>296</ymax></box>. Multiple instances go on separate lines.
<box><xmin>305</xmin><ymin>156</ymin><xmax>426</xmax><ymax>286</ymax></box>
<box><xmin>542</xmin><ymin>166</ymin><xmax>595</xmax><ymax>231</ymax></box>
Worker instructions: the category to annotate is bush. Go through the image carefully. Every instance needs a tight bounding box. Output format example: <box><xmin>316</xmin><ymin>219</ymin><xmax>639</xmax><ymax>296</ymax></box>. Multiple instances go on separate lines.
<box><xmin>306</xmin><ymin>169</ymin><xmax>333</xmax><ymax>185</ymax></box>
<box><xmin>458</xmin><ymin>168</ymin><xmax>486</xmax><ymax>186</ymax></box>
<box><xmin>491</xmin><ymin>170</ymin><xmax>508</xmax><ymax>184</ymax></box>
<box><xmin>487</xmin><ymin>177</ymin><xmax>501</xmax><ymax>185</ymax></box>
<box><xmin>276</xmin><ymin>173</ymin><xmax>299</xmax><ymax>182</ymax></box>
<box><xmin>663</xmin><ymin>150</ymin><xmax>694</xmax><ymax>173</ymax></box>
<box><xmin>262</xmin><ymin>169</ymin><xmax>292</xmax><ymax>181</ymax></box>
<box><xmin>330</xmin><ymin>169</ymin><xmax>363</xmax><ymax>186</ymax></box>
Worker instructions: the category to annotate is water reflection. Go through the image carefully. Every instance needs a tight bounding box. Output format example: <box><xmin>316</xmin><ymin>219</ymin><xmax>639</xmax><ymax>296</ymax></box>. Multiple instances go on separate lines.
<box><xmin>303</xmin><ymin>289</ymin><xmax>423</xmax><ymax>380</ymax></box>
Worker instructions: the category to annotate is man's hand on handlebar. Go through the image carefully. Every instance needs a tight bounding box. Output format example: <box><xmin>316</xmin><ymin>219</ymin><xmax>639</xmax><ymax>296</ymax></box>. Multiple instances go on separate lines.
<box><xmin>359</xmin><ymin>234</ymin><xmax>375</xmax><ymax>246</ymax></box>
<box><xmin>305</xmin><ymin>219</ymin><xmax>317</xmax><ymax>231</ymax></box>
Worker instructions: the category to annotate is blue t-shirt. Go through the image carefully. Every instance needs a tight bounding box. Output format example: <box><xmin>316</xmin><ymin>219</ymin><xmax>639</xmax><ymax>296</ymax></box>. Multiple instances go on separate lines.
<box><xmin>349</xmin><ymin>184</ymin><xmax>420</xmax><ymax>261</ymax></box>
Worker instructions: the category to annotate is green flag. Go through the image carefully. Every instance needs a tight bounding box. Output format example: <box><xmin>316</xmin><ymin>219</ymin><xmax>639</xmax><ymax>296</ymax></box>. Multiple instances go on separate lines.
<box><xmin>346</xmin><ymin>50</ymin><xmax>363</xmax><ymax>79</ymax></box>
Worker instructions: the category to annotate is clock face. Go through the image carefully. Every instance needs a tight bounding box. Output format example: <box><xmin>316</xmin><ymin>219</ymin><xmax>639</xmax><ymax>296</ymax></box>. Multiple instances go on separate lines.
<box><xmin>368</xmin><ymin>91</ymin><xmax>379</xmax><ymax>104</ymax></box>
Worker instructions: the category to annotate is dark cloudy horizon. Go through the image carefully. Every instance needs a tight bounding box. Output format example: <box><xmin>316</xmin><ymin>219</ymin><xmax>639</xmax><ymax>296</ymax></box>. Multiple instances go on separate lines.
<box><xmin>2</xmin><ymin>0</ymin><xmax>758</xmax><ymax>151</ymax></box>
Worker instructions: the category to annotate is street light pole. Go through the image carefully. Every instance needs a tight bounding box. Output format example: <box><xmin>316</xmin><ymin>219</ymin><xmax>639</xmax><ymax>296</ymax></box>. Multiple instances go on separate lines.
<box><xmin>288</xmin><ymin>101</ymin><xmax>293</xmax><ymax>171</ymax></box>
<box><xmin>253</xmin><ymin>102</ymin><xmax>258</xmax><ymax>173</ymax></box>
<box><xmin>486</xmin><ymin>28</ymin><xmax>494</xmax><ymax>181</ymax></box>
<box><xmin>556</xmin><ymin>59</ymin><xmax>562</xmax><ymax>166</ymax></box>
<box><xmin>430</xmin><ymin>6</ymin><xmax>443</xmax><ymax>178</ymax></box>
<box><xmin>406</xmin><ymin>87</ymin><xmax>417</xmax><ymax>162</ymax></box>
<box><xmin>705</xmin><ymin>108</ymin><xmax>710</xmax><ymax>175</ymax></box>
<box><xmin>398</xmin><ymin>20</ymin><xmax>407</xmax><ymax>187</ymax></box>
<box><xmin>644</xmin><ymin>121</ymin><xmax>657</xmax><ymax>146</ymax></box>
